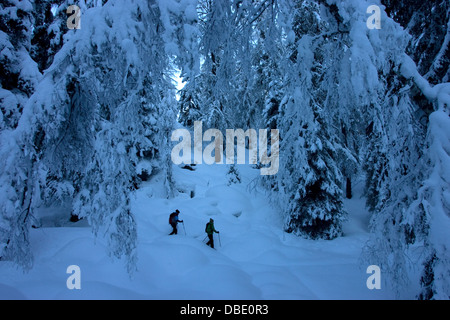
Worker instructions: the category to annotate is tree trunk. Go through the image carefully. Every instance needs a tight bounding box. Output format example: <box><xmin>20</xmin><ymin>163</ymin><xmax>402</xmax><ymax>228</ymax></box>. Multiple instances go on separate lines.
<box><xmin>346</xmin><ymin>177</ymin><xmax>352</xmax><ymax>199</ymax></box>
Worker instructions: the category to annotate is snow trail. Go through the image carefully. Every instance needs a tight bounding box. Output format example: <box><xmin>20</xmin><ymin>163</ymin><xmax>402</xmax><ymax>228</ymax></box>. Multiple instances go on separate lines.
<box><xmin>0</xmin><ymin>163</ymin><xmax>396</xmax><ymax>299</ymax></box>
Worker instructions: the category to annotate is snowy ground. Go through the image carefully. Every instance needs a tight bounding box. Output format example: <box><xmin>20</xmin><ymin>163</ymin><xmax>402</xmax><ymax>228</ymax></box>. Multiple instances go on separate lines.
<box><xmin>0</xmin><ymin>163</ymin><xmax>408</xmax><ymax>300</ymax></box>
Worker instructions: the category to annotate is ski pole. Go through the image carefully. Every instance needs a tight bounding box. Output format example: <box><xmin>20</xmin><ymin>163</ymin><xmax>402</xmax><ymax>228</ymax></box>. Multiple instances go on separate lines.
<box><xmin>182</xmin><ymin>221</ymin><xmax>187</xmax><ymax>235</ymax></box>
<box><xmin>218</xmin><ymin>232</ymin><xmax>221</xmax><ymax>247</ymax></box>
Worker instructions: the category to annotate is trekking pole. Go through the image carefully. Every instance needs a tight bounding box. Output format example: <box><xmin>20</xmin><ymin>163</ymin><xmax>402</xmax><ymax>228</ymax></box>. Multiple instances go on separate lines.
<box><xmin>182</xmin><ymin>221</ymin><xmax>187</xmax><ymax>235</ymax></box>
<box><xmin>218</xmin><ymin>233</ymin><xmax>222</xmax><ymax>247</ymax></box>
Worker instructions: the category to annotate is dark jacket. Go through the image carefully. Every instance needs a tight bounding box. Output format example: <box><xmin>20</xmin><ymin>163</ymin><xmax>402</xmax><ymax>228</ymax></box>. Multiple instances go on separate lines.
<box><xmin>206</xmin><ymin>222</ymin><xmax>218</xmax><ymax>235</ymax></box>
<box><xmin>170</xmin><ymin>213</ymin><xmax>182</xmax><ymax>225</ymax></box>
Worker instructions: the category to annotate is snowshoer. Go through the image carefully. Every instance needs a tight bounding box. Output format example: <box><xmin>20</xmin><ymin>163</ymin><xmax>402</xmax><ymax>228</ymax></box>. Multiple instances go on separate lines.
<box><xmin>169</xmin><ymin>210</ymin><xmax>183</xmax><ymax>235</ymax></box>
<box><xmin>205</xmin><ymin>218</ymin><xmax>219</xmax><ymax>248</ymax></box>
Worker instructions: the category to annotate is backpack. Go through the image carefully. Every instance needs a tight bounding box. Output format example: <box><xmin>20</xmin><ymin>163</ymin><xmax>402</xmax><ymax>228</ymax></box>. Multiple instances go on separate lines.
<box><xmin>205</xmin><ymin>222</ymin><xmax>214</xmax><ymax>234</ymax></box>
<box><xmin>169</xmin><ymin>212</ymin><xmax>177</xmax><ymax>225</ymax></box>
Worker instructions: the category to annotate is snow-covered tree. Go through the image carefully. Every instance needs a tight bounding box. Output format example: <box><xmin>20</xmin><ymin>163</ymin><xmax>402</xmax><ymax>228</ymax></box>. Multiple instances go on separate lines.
<box><xmin>0</xmin><ymin>0</ymin><xmax>42</xmax><ymax>130</ymax></box>
<box><xmin>358</xmin><ymin>0</ymin><xmax>450</xmax><ymax>298</ymax></box>
<box><xmin>0</xmin><ymin>0</ymin><xmax>42</xmax><ymax>269</ymax></box>
<box><xmin>267</xmin><ymin>0</ymin><xmax>348</xmax><ymax>240</ymax></box>
<box><xmin>0</xmin><ymin>0</ymin><xmax>197</xmax><ymax>272</ymax></box>
<box><xmin>179</xmin><ymin>0</ymin><xmax>273</xmax><ymax>131</ymax></box>
<box><xmin>227</xmin><ymin>164</ymin><xmax>241</xmax><ymax>185</ymax></box>
<box><xmin>382</xmin><ymin>0</ymin><xmax>449</xmax><ymax>85</ymax></box>
<box><xmin>408</xmin><ymin>109</ymin><xmax>450</xmax><ymax>300</ymax></box>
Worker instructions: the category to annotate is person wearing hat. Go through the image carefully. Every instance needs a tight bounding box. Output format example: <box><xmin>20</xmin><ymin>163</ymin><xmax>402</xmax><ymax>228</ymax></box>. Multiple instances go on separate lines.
<box><xmin>205</xmin><ymin>218</ymin><xmax>219</xmax><ymax>248</ymax></box>
<box><xmin>169</xmin><ymin>209</ymin><xmax>183</xmax><ymax>235</ymax></box>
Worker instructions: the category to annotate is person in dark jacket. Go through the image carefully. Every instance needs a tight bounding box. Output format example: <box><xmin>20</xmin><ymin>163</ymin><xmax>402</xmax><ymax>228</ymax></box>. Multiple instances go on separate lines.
<box><xmin>169</xmin><ymin>209</ymin><xmax>183</xmax><ymax>235</ymax></box>
<box><xmin>205</xmin><ymin>218</ymin><xmax>219</xmax><ymax>248</ymax></box>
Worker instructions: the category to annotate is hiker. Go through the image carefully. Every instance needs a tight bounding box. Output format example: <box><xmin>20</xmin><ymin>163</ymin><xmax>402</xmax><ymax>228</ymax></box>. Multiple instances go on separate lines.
<box><xmin>205</xmin><ymin>218</ymin><xmax>220</xmax><ymax>248</ymax></box>
<box><xmin>169</xmin><ymin>209</ymin><xmax>183</xmax><ymax>235</ymax></box>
